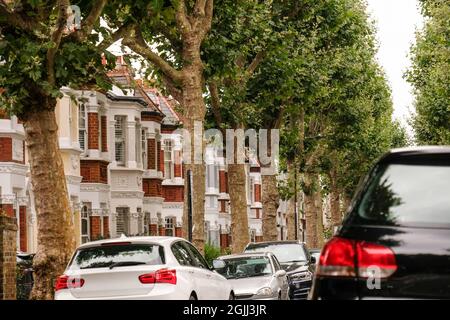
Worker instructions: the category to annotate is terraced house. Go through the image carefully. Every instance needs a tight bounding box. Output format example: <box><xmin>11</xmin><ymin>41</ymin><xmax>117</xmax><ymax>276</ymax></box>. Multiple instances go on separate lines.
<box><xmin>0</xmin><ymin>57</ymin><xmax>287</xmax><ymax>254</ymax></box>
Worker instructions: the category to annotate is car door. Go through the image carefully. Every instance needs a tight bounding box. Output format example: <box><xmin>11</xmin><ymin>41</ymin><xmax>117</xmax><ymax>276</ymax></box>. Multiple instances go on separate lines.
<box><xmin>182</xmin><ymin>241</ymin><xmax>225</xmax><ymax>300</ymax></box>
<box><xmin>171</xmin><ymin>241</ymin><xmax>199</xmax><ymax>297</ymax></box>
<box><xmin>272</xmin><ymin>255</ymin><xmax>289</xmax><ymax>299</ymax></box>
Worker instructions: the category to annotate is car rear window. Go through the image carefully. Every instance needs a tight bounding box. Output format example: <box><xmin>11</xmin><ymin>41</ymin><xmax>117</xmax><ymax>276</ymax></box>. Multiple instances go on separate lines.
<box><xmin>68</xmin><ymin>243</ymin><xmax>165</xmax><ymax>270</ymax></box>
<box><xmin>244</xmin><ymin>244</ymin><xmax>307</xmax><ymax>264</ymax></box>
<box><xmin>357</xmin><ymin>164</ymin><xmax>450</xmax><ymax>227</ymax></box>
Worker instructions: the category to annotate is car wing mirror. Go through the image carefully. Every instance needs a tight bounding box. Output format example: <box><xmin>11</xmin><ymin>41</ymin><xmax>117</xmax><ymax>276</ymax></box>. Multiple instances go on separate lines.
<box><xmin>274</xmin><ymin>270</ymin><xmax>287</xmax><ymax>278</ymax></box>
<box><xmin>310</xmin><ymin>256</ymin><xmax>317</xmax><ymax>264</ymax></box>
<box><xmin>212</xmin><ymin>259</ymin><xmax>226</xmax><ymax>270</ymax></box>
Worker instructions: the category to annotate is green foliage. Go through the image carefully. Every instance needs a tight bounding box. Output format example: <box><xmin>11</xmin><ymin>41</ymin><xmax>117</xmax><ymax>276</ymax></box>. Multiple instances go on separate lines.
<box><xmin>407</xmin><ymin>0</ymin><xmax>450</xmax><ymax>145</ymax></box>
<box><xmin>204</xmin><ymin>243</ymin><xmax>222</xmax><ymax>266</ymax></box>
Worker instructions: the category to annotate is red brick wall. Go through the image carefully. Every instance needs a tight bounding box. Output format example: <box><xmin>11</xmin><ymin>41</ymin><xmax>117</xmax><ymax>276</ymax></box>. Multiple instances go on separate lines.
<box><xmin>143</xmin><ymin>178</ymin><xmax>162</xmax><ymax>197</ymax></box>
<box><xmin>147</xmin><ymin>139</ymin><xmax>156</xmax><ymax>169</ymax></box>
<box><xmin>157</xmin><ymin>141</ymin><xmax>162</xmax><ymax>172</ymax></box>
<box><xmin>80</xmin><ymin>160</ymin><xmax>109</xmax><ymax>184</ymax></box>
<box><xmin>150</xmin><ymin>224</ymin><xmax>158</xmax><ymax>236</ymax></box>
<box><xmin>255</xmin><ymin>236</ymin><xmax>263</xmax><ymax>243</ymax></box>
<box><xmin>0</xmin><ymin>108</ymin><xmax>10</xmax><ymax>119</ymax></box>
<box><xmin>175</xmin><ymin>227</ymin><xmax>183</xmax><ymax>238</ymax></box>
<box><xmin>101</xmin><ymin>116</ymin><xmax>108</xmax><ymax>152</ymax></box>
<box><xmin>88</xmin><ymin>113</ymin><xmax>99</xmax><ymax>150</ymax></box>
<box><xmin>174</xmin><ymin>151</ymin><xmax>182</xmax><ymax>177</ymax></box>
<box><xmin>0</xmin><ymin>204</ymin><xmax>14</xmax><ymax>218</ymax></box>
<box><xmin>19</xmin><ymin>206</ymin><xmax>27</xmax><ymax>252</ymax></box>
<box><xmin>158</xmin><ymin>226</ymin><xmax>165</xmax><ymax>236</ymax></box>
<box><xmin>102</xmin><ymin>216</ymin><xmax>110</xmax><ymax>238</ymax></box>
<box><xmin>0</xmin><ymin>137</ymin><xmax>12</xmax><ymax>162</ymax></box>
<box><xmin>254</xmin><ymin>184</ymin><xmax>261</xmax><ymax>202</ymax></box>
<box><xmin>162</xmin><ymin>185</ymin><xmax>184</xmax><ymax>202</ymax></box>
<box><xmin>255</xmin><ymin>208</ymin><xmax>261</xmax><ymax>219</ymax></box>
<box><xmin>90</xmin><ymin>216</ymin><xmax>101</xmax><ymax>240</ymax></box>
<box><xmin>220</xmin><ymin>234</ymin><xmax>229</xmax><ymax>249</ymax></box>
<box><xmin>219</xmin><ymin>200</ymin><xmax>226</xmax><ymax>213</ymax></box>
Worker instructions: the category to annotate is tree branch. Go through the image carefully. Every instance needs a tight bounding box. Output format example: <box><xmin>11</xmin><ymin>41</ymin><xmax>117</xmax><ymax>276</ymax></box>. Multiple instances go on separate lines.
<box><xmin>123</xmin><ymin>26</ymin><xmax>183</xmax><ymax>83</ymax></box>
<box><xmin>77</xmin><ymin>0</ymin><xmax>108</xmax><ymax>41</ymax></box>
<box><xmin>194</xmin><ymin>0</ymin><xmax>207</xmax><ymax>17</ymax></box>
<box><xmin>174</xmin><ymin>0</ymin><xmax>191</xmax><ymax>37</ymax></box>
<box><xmin>246</xmin><ymin>51</ymin><xmax>265</xmax><ymax>76</ymax></box>
<box><xmin>0</xmin><ymin>1</ymin><xmax>39</xmax><ymax>31</ymax></box>
<box><xmin>208</xmin><ymin>81</ymin><xmax>223</xmax><ymax>129</ymax></box>
<box><xmin>162</xmin><ymin>74</ymin><xmax>183</xmax><ymax>104</ymax></box>
<box><xmin>98</xmin><ymin>22</ymin><xmax>134</xmax><ymax>51</ymax></box>
<box><xmin>47</xmin><ymin>0</ymin><xmax>69</xmax><ymax>85</ymax></box>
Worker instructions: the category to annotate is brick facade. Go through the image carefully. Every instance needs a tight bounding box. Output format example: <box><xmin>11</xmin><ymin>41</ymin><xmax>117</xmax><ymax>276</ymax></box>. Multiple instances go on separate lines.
<box><xmin>254</xmin><ymin>184</ymin><xmax>261</xmax><ymax>202</ymax></box>
<box><xmin>174</xmin><ymin>151</ymin><xmax>182</xmax><ymax>177</ymax></box>
<box><xmin>158</xmin><ymin>226</ymin><xmax>165</xmax><ymax>236</ymax></box>
<box><xmin>162</xmin><ymin>185</ymin><xmax>184</xmax><ymax>202</ymax></box>
<box><xmin>219</xmin><ymin>171</ymin><xmax>228</xmax><ymax>193</ymax></box>
<box><xmin>147</xmin><ymin>139</ymin><xmax>156</xmax><ymax>170</ymax></box>
<box><xmin>175</xmin><ymin>227</ymin><xmax>183</xmax><ymax>238</ymax></box>
<box><xmin>19</xmin><ymin>206</ymin><xmax>27</xmax><ymax>252</ymax></box>
<box><xmin>103</xmin><ymin>216</ymin><xmax>110</xmax><ymax>238</ymax></box>
<box><xmin>80</xmin><ymin>160</ymin><xmax>109</xmax><ymax>184</ymax></box>
<box><xmin>90</xmin><ymin>216</ymin><xmax>101</xmax><ymax>240</ymax></box>
<box><xmin>157</xmin><ymin>141</ymin><xmax>162</xmax><ymax>172</ymax></box>
<box><xmin>0</xmin><ymin>216</ymin><xmax>17</xmax><ymax>300</ymax></box>
<box><xmin>87</xmin><ymin>113</ymin><xmax>99</xmax><ymax>150</ymax></box>
<box><xmin>101</xmin><ymin>116</ymin><xmax>108</xmax><ymax>152</ymax></box>
<box><xmin>150</xmin><ymin>224</ymin><xmax>158</xmax><ymax>236</ymax></box>
<box><xmin>143</xmin><ymin>179</ymin><xmax>162</xmax><ymax>197</ymax></box>
<box><xmin>0</xmin><ymin>205</ymin><xmax>13</xmax><ymax>218</ymax></box>
<box><xmin>0</xmin><ymin>137</ymin><xmax>12</xmax><ymax>162</ymax></box>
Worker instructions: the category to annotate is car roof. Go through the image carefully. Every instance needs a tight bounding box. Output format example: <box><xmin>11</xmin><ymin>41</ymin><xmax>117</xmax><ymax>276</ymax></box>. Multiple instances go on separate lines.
<box><xmin>245</xmin><ymin>240</ymin><xmax>305</xmax><ymax>247</ymax></box>
<box><xmin>218</xmin><ymin>252</ymin><xmax>273</xmax><ymax>260</ymax></box>
<box><xmin>380</xmin><ymin>146</ymin><xmax>450</xmax><ymax>163</ymax></box>
<box><xmin>76</xmin><ymin>236</ymin><xmax>185</xmax><ymax>249</ymax></box>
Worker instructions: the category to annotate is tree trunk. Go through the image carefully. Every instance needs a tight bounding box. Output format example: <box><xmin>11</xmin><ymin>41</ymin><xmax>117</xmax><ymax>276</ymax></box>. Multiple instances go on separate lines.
<box><xmin>228</xmin><ymin>164</ymin><xmax>250</xmax><ymax>253</ymax></box>
<box><xmin>262</xmin><ymin>174</ymin><xmax>279</xmax><ymax>241</ymax></box>
<box><xmin>329</xmin><ymin>168</ymin><xmax>342</xmax><ymax>228</ymax></box>
<box><xmin>22</xmin><ymin>107</ymin><xmax>75</xmax><ymax>300</ymax></box>
<box><xmin>286</xmin><ymin>196</ymin><xmax>296</xmax><ymax>240</ymax></box>
<box><xmin>180</xmin><ymin>51</ymin><xmax>206</xmax><ymax>253</ymax></box>
<box><xmin>303</xmin><ymin>172</ymin><xmax>324</xmax><ymax>249</ymax></box>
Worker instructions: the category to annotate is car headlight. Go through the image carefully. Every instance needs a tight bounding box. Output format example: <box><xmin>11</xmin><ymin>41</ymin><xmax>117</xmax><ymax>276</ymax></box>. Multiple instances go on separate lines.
<box><xmin>289</xmin><ymin>272</ymin><xmax>312</xmax><ymax>282</ymax></box>
<box><xmin>256</xmin><ymin>287</ymin><xmax>273</xmax><ymax>296</ymax></box>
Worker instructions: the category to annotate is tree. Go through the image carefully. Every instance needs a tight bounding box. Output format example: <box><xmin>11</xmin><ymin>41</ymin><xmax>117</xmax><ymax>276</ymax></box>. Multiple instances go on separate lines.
<box><xmin>101</xmin><ymin>0</ymin><xmax>214</xmax><ymax>252</ymax></box>
<box><xmin>0</xmin><ymin>0</ymin><xmax>113</xmax><ymax>299</ymax></box>
<box><xmin>407</xmin><ymin>0</ymin><xmax>450</xmax><ymax>145</ymax></box>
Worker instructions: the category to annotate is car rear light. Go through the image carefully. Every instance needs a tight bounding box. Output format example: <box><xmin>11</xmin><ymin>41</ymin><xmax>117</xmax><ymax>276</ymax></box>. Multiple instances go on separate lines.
<box><xmin>317</xmin><ymin>237</ymin><xmax>397</xmax><ymax>279</ymax></box>
<box><xmin>139</xmin><ymin>269</ymin><xmax>177</xmax><ymax>285</ymax></box>
<box><xmin>55</xmin><ymin>275</ymin><xmax>85</xmax><ymax>291</ymax></box>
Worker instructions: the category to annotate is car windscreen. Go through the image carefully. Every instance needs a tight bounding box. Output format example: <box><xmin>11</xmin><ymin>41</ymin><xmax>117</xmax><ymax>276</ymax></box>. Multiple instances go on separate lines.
<box><xmin>357</xmin><ymin>163</ymin><xmax>450</xmax><ymax>227</ymax></box>
<box><xmin>217</xmin><ymin>256</ymin><xmax>273</xmax><ymax>279</ymax></box>
<box><xmin>68</xmin><ymin>243</ymin><xmax>165</xmax><ymax>270</ymax></box>
<box><xmin>245</xmin><ymin>244</ymin><xmax>307</xmax><ymax>264</ymax></box>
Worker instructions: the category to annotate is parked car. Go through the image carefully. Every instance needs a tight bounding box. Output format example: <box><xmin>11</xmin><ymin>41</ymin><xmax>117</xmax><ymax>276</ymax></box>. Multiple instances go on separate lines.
<box><xmin>16</xmin><ymin>252</ymin><xmax>34</xmax><ymax>300</ymax></box>
<box><xmin>244</xmin><ymin>241</ymin><xmax>315</xmax><ymax>300</ymax></box>
<box><xmin>213</xmin><ymin>252</ymin><xmax>289</xmax><ymax>300</ymax></box>
<box><xmin>308</xmin><ymin>249</ymin><xmax>321</xmax><ymax>266</ymax></box>
<box><xmin>54</xmin><ymin>236</ymin><xmax>234</xmax><ymax>300</ymax></box>
<box><xmin>310</xmin><ymin>146</ymin><xmax>450</xmax><ymax>300</ymax></box>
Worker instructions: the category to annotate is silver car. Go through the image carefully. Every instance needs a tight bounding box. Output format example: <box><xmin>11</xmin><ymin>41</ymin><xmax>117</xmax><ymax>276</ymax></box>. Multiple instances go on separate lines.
<box><xmin>213</xmin><ymin>252</ymin><xmax>289</xmax><ymax>300</ymax></box>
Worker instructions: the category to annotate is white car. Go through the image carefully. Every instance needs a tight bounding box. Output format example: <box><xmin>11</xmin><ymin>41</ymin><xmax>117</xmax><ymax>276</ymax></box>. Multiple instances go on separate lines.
<box><xmin>54</xmin><ymin>236</ymin><xmax>234</xmax><ymax>300</ymax></box>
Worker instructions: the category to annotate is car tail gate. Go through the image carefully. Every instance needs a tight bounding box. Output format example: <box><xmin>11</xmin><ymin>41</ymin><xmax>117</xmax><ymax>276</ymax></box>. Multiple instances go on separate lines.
<box><xmin>62</xmin><ymin>242</ymin><xmax>168</xmax><ymax>298</ymax></box>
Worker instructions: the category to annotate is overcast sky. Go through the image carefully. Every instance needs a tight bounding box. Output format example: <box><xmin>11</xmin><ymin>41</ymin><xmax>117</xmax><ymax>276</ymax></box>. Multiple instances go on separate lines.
<box><xmin>366</xmin><ymin>0</ymin><xmax>424</xmax><ymax>131</ymax></box>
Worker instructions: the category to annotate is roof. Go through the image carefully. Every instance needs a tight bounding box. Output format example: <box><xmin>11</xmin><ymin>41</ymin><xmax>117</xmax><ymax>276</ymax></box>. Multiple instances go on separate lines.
<box><xmin>246</xmin><ymin>241</ymin><xmax>306</xmax><ymax>247</ymax></box>
<box><xmin>218</xmin><ymin>252</ymin><xmax>273</xmax><ymax>260</ymax></box>
<box><xmin>380</xmin><ymin>146</ymin><xmax>450</xmax><ymax>164</ymax></box>
<box><xmin>76</xmin><ymin>236</ymin><xmax>185</xmax><ymax>249</ymax></box>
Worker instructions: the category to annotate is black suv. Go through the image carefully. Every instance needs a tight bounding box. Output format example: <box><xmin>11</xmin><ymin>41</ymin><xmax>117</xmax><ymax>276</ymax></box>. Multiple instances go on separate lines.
<box><xmin>244</xmin><ymin>241</ymin><xmax>315</xmax><ymax>300</ymax></box>
<box><xmin>310</xmin><ymin>146</ymin><xmax>450</xmax><ymax>300</ymax></box>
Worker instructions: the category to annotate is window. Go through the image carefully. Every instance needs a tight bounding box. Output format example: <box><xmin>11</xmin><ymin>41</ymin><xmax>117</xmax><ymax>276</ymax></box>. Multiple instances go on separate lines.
<box><xmin>78</xmin><ymin>104</ymin><xmax>87</xmax><ymax>152</ymax></box>
<box><xmin>81</xmin><ymin>204</ymin><xmax>90</xmax><ymax>244</ymax></box>
<box><xmin>164</xmin><ymin>140</ymin><xmax>173</xmax><ymax>179</ymax></box>
<box><xmin>114</xmin><ymin>116</ymin><xmax>126</xmax><ymax>165</ymax></box>
<box><xmin>137</xmin><ymin>208</ymin><xmax>143</xmax><ymax>235</ymax></box>
<box><xmin>165</xmin><ymin>216</ymin><xmax>175</xmax><ymax>237</ymax></box>
<box><xmin>69</xmin><ymin>244</ymin><xmax>165</xmax><ymax>270</ymax></box>
<box><xmin>183</xmin><ymin>241</ymin><xmax>210</xmax><ymax>269</ymax></box>
<box><xmin>171</xmin><ymin>242</ymin><xmax>195</xmax><ymax>266</ymax></box>
<box><xmin>116</xmin><ymin>207</ymin><xmax>129</xmax><ymax>236</ymax></box>
<box><xmin>135</xmin><ymin>120</ymin><xmax>141</xmax><ymax>166</ymax></box>
<box><xmin>142</xmin><ymin>129</ymin><xmax>147</xmax><ymax>169</ymax></box>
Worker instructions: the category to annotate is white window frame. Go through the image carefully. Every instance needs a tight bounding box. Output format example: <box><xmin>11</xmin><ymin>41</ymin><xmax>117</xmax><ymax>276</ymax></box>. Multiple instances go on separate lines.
<box><xmin>164</xmin><ymin>139</ymin><xmax>173</xmax><ymax>179</ymax></box>
<box><xmin>78</xmin><ymin>103</ymin><xmax>87</xmax><ymax>153</ymax></box>
<box><xmin>142</xmin><ymin>129</ymin><xmax>147</xmax><ymax>170</ymax></box>
<box><xmin>81</xmin><ymin>203</ymin><xmax>91</xmax><ymax>244</ymax></box>
<box><xmin>114</xmin><ymin>116</ymin><xmax>126</xmax><ymax>165</ymax></box>
<box><xmin>165</xmin><ymin>216</ymin><xmax>175</xmax><ymax>237</ymax></box>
